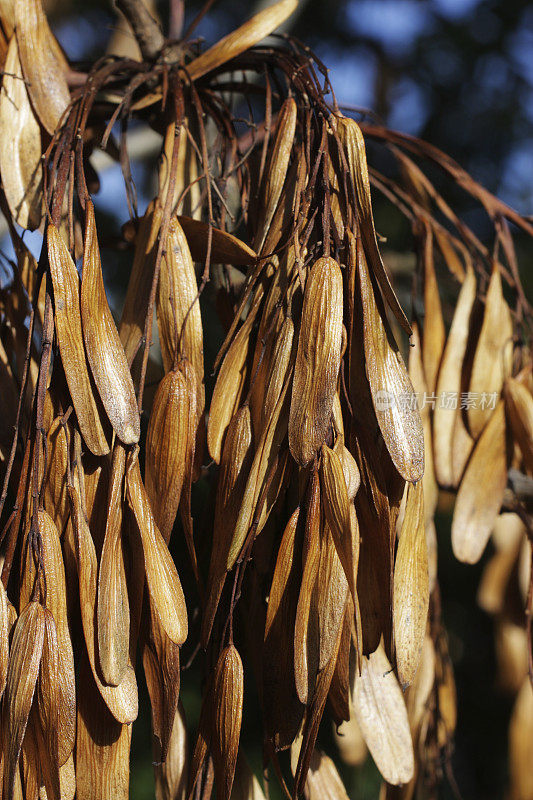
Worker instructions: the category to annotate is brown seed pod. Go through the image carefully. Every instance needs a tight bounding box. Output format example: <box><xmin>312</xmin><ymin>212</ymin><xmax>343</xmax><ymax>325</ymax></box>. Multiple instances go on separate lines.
<box><xmin>47</xmin><ymin>224</ymin><xmax>110</xmax><ymax>457</ymax></box>
<box><xmin>336</xmin><ymin>116</ymin><xmax>411</xmax><ymax>335</ymax></box>
<box><xmin>254</xmin><ymin>97</ymin><xmax>297</xmax><ymax>252</ymax></box>
<box><xmin>320</xmin><ymin>445</ymin><xmax>358</xmax><ymax>607</ymax></box>
<box><xmin>97</xmin><ymin>443</ymin><xmax>130</xmax><ymax>687</ymax></box>
<box><xmin>408</xmin><ymin>322</ymin><xmax>437</xmax><ymax>523</ymax></box>
<box><xmin>212</xmin><ymin>645</ymin><xmax>244</xmax><ymax>800</ymax></box>
<box><xmin>43</xmin><ymin>417</ymin><xmax>70</xmax><ymax>536</ymax></box>
<box><xmin>0</xmin><ymin>36</ymin><xmax>42</xmax><ymax>230</ymax></box>
<box><xmin>317</xmin><ymin>525</ymin><xmax>349</xmax><ymax>672</ymax></box>
<box><xmin>35</xmin><ymin>608</ymin><xmax>61</xmax><ymax>800</ymax></box>
<box><xmin>263</xmin><ymin>508</ymin><xmax>305</xmax><ymax>750</ymax></box>
<box><xmin>153</xmin><ymin>701</ymin><xmax>188</xmax><ymax>800</ymax></box>
<box><xmin>68</xmin><ymin>484</ymin><xmax>138</xmax><ymax>724</ymax></box>
<box><xmin>208</xmin><ymin>294</ymin><xmax>261</xmax><ymax>463</ymax></box>
<box><xmin>81</xmin><ymin>201</ymin><xmax>140</xmax><ymax>445</ymax></box>
<box><xmin>227</xmin><ymin>376</ymin><xmax>290</xmax><ymax>570</ymax></box>
<box><xmin>19</xmin><ymin>510</ymin><xmax>76</xmax><ymax>766</ymax></box>
<box><xmin>142</xmin><ymin>597</ymin><xmax>182</xmax><ymax>765</ymax></box>
<box><xmin>0</xmin><ymin>583</ymin><xmax>9</xmax><ymax>701</ymax></box>
<box><xmin>356</xmin><ymin>238</ymin><xmax>424</xmax><ymax>482</ymax></box>
<box><xmin>126</xmin><ymin>448</ymin><xmax>188</xmax><ymax>647</ymax></box>
<box><xmin>421</xmin><ymin>224</ymin><xmax>445</xmax><ymax>394</ymax></box>
<box><xmin>120</xmin><ymin>199</ymin><xmax>162</xmax><ymax>365</ymax></box>
<box><xmin>202</xmin><ymin>406</ymin><xmax>254</xmax><ymax>647</ymax></box>
<box><xmin>14</xmin><ymin>0</ymin><xmax>69</xmax><ymax>135</ymax></box>
<box><xmin>294</xmin><ymin>471</ymin><xmax>321</xmax><ymax>706</ymax></box>
<box><xmin>2</xmin><ymin>601</ymin><xmax>45</xmax><ymax>800</ymax></box>
<box><xmin>145</xmin><ymin>368</ymin><xmax>191</xmax><ymax>544</ymax></box>
<box><xmin>75</xmin><ymin>657</ymin><xmax>132</xmax><ymax>800</ymax></box>
<box><xmin>177</xmin><ymin>216</ymin><xmax>257</xmax><ymax>266</ymax></box>
<box><xmin>157</xmin><ymin>216</ymin><xmax>204</xmax><ymax>415</ymax></box>
<box><xmin>289</xmin><ymin>257</ymin><xmax>343</xmax><ymax>467</ymax></box>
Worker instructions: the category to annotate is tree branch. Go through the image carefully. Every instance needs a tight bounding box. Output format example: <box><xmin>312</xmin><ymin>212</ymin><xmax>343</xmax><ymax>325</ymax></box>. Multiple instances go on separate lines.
<box><xmin>115</xmin><ymin>0</ymin><xmax>164</xmax><ymax>61</ymax></box>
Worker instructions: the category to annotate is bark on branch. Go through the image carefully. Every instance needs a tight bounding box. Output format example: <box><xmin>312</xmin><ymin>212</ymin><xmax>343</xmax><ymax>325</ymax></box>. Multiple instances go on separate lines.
<box><xmin>115</xmin><ymin>0</ymin><xmax>165</xmax><ymax>60</ymax></box>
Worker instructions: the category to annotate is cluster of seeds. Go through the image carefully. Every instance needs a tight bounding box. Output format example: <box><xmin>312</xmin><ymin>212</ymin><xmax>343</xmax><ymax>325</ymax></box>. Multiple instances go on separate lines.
<box><xmin>0</xmin><ymin>1</ymin><xmax>531</xmax><ymax>799</ymax></box>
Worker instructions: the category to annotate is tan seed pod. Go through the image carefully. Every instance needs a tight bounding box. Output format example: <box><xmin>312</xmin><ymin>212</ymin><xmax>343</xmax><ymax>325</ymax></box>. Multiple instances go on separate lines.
<box><xmin>336</xmin><ymin>117</ymin><xmax>411</xmax><ymax>335</ymax></box>
<box><xmin>158</xmin><ymin>118</ymin><xmax>200</xmax><ymax>218</ymax></box>
<box><xmin>263</xmin><ymin>507</ymin><xmax>304</xmax><ymax>749</ymax></box>
<box><xmin>317</xmin><ymin>524</ymin><xmax>349</xmax><ymax>671</ymax></box>
<box><xmin>508</xmin><ymin>678</ymin><xmax>533</xmax><ymax>800</ymax></box>
<box><xmin>468</xmin><ymin>263</ymin><xmax>513</xmax><ymax>438</ymax></box>
<box><xmin>187</xmin><ymin>0</ymin><xmax>298</xmax><ymax>80</ymax></box>
<box><xmin>19</xmin><ymin>684</ymin><xmax>44</xmax><ymax>798</ymax></box>
<box><xmin>227</xmin><ymin>377</ymin><xmax>290</xmax><ymax>570</ymax></box>
<box><xmin>477</xmin><ymin>514</ymin><xmax>524</xmax><ymax>615</ymax></box>
<box><xmin>352</xmin><ymin>644</ymin><xmax>415</xmax><ymax>785</ymax></box>
<box><xmin>19</xmin><ymin>510</ymin><xmax>76</xmax><ymax>766</ymax></box>
<box><xmin>494</xmin><ymin>620</ymin><xmax>528</xmax><ymax>694</ymax></box>
<box><xmin>35</xmin><ymin>609</ymin><xmax>61</xmax><ymax>800</ymax></box>
<box><xmin>0</xmin><ymin>36</ymin><xmax>42</xmax><ymax>230</ymax></box>
<box><xmin>504</xmin><ymin>377</ymin><xmax>533</xmax><ymax>473</ymax></box>
<box><xmin>356</xmin><ymin>239</ymin><xmax>424</xmax><ymax>482</ymax></box>
<box><xmin>154</xmin><ymin>701</ymin><xmax>188</xmax><ymax>800</ymax></box>
<box><xmin>145</xmin><ymin>368</ymin><xmax>191</xmax><ymax>544</ymax></box>
<box><xmin>249</xmin><ymin>307</ymin><xmax>283</xmax><ymax>437</ymax></box>
<box><xmin>320</xmin><ymin>445</ymin><xmax>358</xmax><ymax>606</ymax></box>
<box><xmin>15</xmin><ymin>0</ymin><xmax>69</xmax><ymax>135</ymax></box>
<box><xmin>450</xmin><ymin>409</ymin><xmax>474</xmax><ymax>487</ymax></box>
<box><xmin>289</xmin><ymin>257</ymin><xmax>343</xmax><ymax>467</ymax></box>
<box><xmin>261</xmin><ymin>316</ymin><xmax>295</xmax><ymax>434</ymax></box>
<box><xmin>143</xmin><ymin>598</ymin><xmax>182</xmax><ymax>764</ymax></box>
<box><xmin>421</xmin><ymin>224</ymin><xmax>445</xmax><ymax>394</ymax></box>
<box><xmin>452</xmin><ymin>401</ymin><xmax>508</xmax><ymax>564</ymax></box>
<box><xmin>303</xmin><ymin>749</ymin><xmax>350</xmax><ymax>800</ymax></box>
<box><xmin>75</xmin><ymin>657</ymin><xmax>131</xmax><ymax>800</ymax></box>
<box><xmin>333</xmin><ymin>436</ymin><xmax>360</xmax><ymax>502</ymax></box>
<box><xmin>208</xmin><ymin>295</ymin><xmax>260</xmax><ymax>463</ymax></box>
<box><xmin>254</xmin><ymin>97</ymin><xmax>297</xmax><ymax>252</ymax></box>
<box><xmin>408</xmin><ymin>321</ymin><xmax>438</xmax><ymax>522</ymax></box>
<box><xmin>119</xmin><ymin>199</ymin><xmax>162</xmax><ymax>365</ymax></box>
<box><xmin>212</xmin><ymin>645</ymin><xmax>244</xmax><ymax>800</ymax></box>
<box><xmin>230</xmin><ymin>753</ymin><xmax>266</xmax><ymax>800</ymax></box>
<box><xmin>177</xmin><ymin>216</ymin><xmax>257</xmax><ymax>266</ymax></box>
<box><xmin>47</xmin><ymin>224</ymin><xmax>110</xmax><ymax>456</ymax></box>
<box><xmin>126</xmin><ymin>448</ymin><xmax>187</xmax><ymax>646</ymax></box>
<box><xmin>2</xmin><ymin>602</ymin><xmax>45</xmax><ymax>800</ymax></box>
<box><xmin>434</xmin><ymin>264</ymin><xmax>477</xmax><ymax>487</ymax></box>
<box><xmin>97</xmin><ymin>443</ymin><xmax>130</xmax><ymax>687</ymax></box>
<box><xmin>0</xmin><ymin>0</ymin><xmax>15</xmax><ymax>37</ymax></box>
<box><xmin>68</xmin><ymin>485</ymin><xmax>138</xmax><ymax>724</ymax></box>
<box><xmin>43</xmin><ymin>418</ymin><xmax>70</xmax><ymax>535</ymax></box>
<box><xmin>202</xmin><ymin>406</ymin><xmax>253</xmax><ymax>647</ymax></box>
<box><xmin>294</xmin><ymin>472</ymin><xmax>321</xmax><ymax>705</ymax></box>
<box><xmin>0</xmin><ymin>582</ymin><xmax>8</xmax><ymax>700</ymax></box>
<box><xmin>293</xmin><ymin>608</ymin><xmax>345</xmax><ymax>796</ymax></box>
<box><xmin>81</xmin><ymin>201</ymin><xmax>140</xmax><ymax>445</ymax></box>
<box><xmin>393</xmin><ymin>482</ymin><xmax>429</xmax><ymax>688</ymax></box>
<box><xmin>157</xmin><ymin>216</ymin><xmax>204</xmax><ymax>415</ymax></box>
<box><xmin>334</xmin><ymin>715</ymin><xmax>368</xmax><ymax>767</ymax></box>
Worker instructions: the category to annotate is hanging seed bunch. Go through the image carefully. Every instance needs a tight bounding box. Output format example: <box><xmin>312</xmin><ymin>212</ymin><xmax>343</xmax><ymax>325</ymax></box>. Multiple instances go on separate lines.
<box><xmin>0</xmin><ymin>1</ymin><xmax>532</xmax><ymax>799</ymax></box>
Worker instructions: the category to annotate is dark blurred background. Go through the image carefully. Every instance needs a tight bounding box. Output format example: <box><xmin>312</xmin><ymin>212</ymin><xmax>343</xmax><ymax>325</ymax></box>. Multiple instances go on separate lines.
<box><xmin>42</xmin><ymin>1</ymin><xmax>533</xmax><ymax>797</ymax></box>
